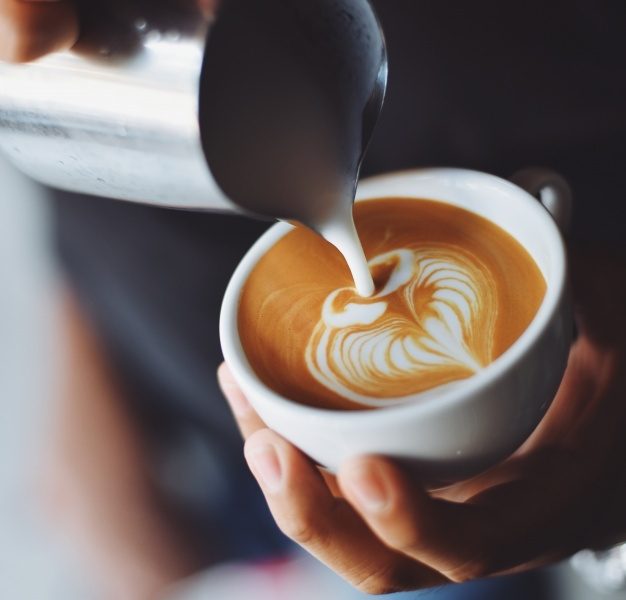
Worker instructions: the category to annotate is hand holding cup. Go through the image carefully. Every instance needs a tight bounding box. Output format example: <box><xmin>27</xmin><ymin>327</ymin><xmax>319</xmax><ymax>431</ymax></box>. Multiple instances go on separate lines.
<box><xmin>219</xmin><ymin>240</ymin><xmax>626</xmax><ymax>592</ymax></box>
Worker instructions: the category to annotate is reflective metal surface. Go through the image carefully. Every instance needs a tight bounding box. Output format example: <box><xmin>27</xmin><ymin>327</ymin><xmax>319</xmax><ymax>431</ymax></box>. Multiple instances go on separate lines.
<box><xmin>0</xmin><ymin>10</ymin><xmax>234</xmax><ymax>210</ymax></box>
<box><xmin>201</xmin><ymin>0</ymin><xmax>387</xmax><ymax>228</ymax></box>
<box><xmin>0</xmin><ymin>0</ymin><xmax>387</xmax><ymax>219</ymax></box>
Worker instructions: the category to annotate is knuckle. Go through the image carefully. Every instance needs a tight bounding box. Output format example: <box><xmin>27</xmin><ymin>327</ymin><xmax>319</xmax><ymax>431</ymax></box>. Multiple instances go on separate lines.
<box><xmin>444</xmin><ymin>555</ymin><xmax>494</xmax><ymax>583</ymax></box>
<box><xmin>353</xmin><ymin>564</ymin><xmax>406</xmax><ymax>596</ymax></box>
<box><xmin>274</xmin><ymin>488</ymin><xmax>345</xmax><ymax>546</ymax></box>
<box><xmin>392</xmin><ymin>515</ymin><xmax>435</xmax><ymax>557</ymax></box>
<box><xmin>275</xmin><ymin>508</ymin><xmax>320</xmax><ymax>546</ymax></box>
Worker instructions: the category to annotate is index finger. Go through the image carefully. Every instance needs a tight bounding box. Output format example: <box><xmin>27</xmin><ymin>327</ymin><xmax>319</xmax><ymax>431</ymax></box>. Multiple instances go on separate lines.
<box><xmin>218</xmin><ymin>362</ymin><xmax>267</xmax><ymax>439</ymax></box>
<box><xmin>218</xmin><ymin>362</ymin><xmax>345</xmax><ymax>497</ymax></box>
<box><xmin>0</xmin><ymin>0</ymin><xmax>79</xmax><ymax>63</ymax></box>
<box><xmin>245</xmin><ymin>428</ymin><xmax>447</xmax><ymax>594</ymax></box>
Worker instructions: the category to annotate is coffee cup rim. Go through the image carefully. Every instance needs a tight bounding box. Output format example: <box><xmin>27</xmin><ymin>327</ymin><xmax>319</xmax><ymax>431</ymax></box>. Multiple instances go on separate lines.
<box><xmin>220</xmin><ymin>167</ymin><xmax>567</xmax><ymax>423</ymax></box>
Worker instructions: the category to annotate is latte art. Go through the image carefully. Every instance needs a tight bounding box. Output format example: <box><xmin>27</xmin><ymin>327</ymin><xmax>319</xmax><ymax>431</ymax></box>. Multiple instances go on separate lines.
<box><xmin>306</xmin><ymin>247</ymin><xmax>496</xmax><ymax>407</ymax></box>
<box><xmin>238</xmin><ymin>198</ymin><xmax>546</xmax><ymax>410</ymax></box>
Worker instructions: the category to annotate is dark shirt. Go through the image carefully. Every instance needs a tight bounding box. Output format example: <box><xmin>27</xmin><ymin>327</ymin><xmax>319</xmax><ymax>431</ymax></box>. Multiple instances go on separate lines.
<box><xmin>51</xmin><ymin>0</ymin><xmax>626</xmax><ymax>563</ymax></box>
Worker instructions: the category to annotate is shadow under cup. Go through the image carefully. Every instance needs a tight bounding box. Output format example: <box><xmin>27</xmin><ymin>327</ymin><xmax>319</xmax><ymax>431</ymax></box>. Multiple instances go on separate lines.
<box><xmin>220</xmin><ymin>168</ymin><xmax>572</xmax><ymax>484</ymax></box>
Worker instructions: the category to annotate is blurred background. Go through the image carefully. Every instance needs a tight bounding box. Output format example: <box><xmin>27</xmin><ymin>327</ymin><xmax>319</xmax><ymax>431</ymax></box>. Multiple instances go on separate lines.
<box><xmin>1</xmin><ymin>156</ymin><xmax>625</xmax><ymax>600</ymax></box>
<box><xmin>0</xmin><ymin>156</ymin><xmax>362</xmax><ymax>599</ymax></box>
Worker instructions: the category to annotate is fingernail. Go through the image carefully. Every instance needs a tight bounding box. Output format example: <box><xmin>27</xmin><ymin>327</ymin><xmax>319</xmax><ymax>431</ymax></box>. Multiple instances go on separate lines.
<box><xmin>218</xmin><ymin>367</ymin><xmax>251</xmax><ymax>418</ymax></box>
<box><xmin>247</xmin><ymin>443</ymin><xmax>283</xmax><ymax>493</ymax></box>
<box><xmin>344</xmin><ymin>464</ymin><xmax>388</xmax><ymax>512</ymax></box>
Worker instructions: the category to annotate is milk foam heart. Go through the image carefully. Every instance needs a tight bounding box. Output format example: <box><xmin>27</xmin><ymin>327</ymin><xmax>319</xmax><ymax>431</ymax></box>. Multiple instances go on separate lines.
<box><xmin>306</xmin><ymin>247</ymin><xmax>496</xmax><ymax>406</ymax></box>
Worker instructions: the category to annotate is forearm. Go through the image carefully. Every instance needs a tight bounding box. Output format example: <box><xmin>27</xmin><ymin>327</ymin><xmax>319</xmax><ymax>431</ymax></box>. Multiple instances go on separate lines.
<box><xmin>48</xmin><ymin>290</ymin><xmax>201</xmax><ymax>598</ymax></box>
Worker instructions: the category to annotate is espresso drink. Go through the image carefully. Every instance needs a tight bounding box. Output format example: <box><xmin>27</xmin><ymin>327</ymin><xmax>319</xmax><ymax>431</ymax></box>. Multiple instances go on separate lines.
<box><xmin>239</xmin><ymin>198</ymin><xmax>546</xmax><ymax>410</ymax></box>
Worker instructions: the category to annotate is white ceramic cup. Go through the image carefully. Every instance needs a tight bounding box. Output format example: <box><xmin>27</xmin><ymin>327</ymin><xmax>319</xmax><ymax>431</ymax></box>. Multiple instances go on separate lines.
<box><xmin>220</xmin><ymin>168</ymin><xmax>572</xmax><ymax>484</ymax></box>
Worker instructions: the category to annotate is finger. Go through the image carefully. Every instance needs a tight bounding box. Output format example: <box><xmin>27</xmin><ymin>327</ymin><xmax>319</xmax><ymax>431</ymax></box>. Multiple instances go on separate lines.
<box><xmin>217</xmin><ymin>362</ymin><xmax>266</xmax><ymax>440</ymax></box>
<box><xmin>0</xmin><ymin>0</ymin><xmax>79</xmax><ymax>63</ymax></box>
<box><xmin>217</xmin><ymin>363</ymin><xmax>344</xmax><ymax>496</ymax></box>
<box><xmin>339</xmin><ymin>457</ymin><xmax>496</xmax><ymax>583</ymax></box>
<box><xmin>245</xmin><ymin>429</ymin><xmax>447</xmax><ymax>594</ymax></box>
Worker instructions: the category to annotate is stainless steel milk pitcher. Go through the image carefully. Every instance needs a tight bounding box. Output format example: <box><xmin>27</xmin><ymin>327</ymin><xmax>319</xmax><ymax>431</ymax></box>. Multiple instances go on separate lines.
<box><xmin>0</xmin><ymin>0</ymin><xmax>387</xmax><ymax>220</ymax></box>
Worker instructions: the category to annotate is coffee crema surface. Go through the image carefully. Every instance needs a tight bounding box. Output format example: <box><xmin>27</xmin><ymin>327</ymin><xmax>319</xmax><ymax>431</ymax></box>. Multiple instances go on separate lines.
<box><xmin>238</xmin><ymin>198</ymin><xmax>546</xmax><ymax>410</ymax></box>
